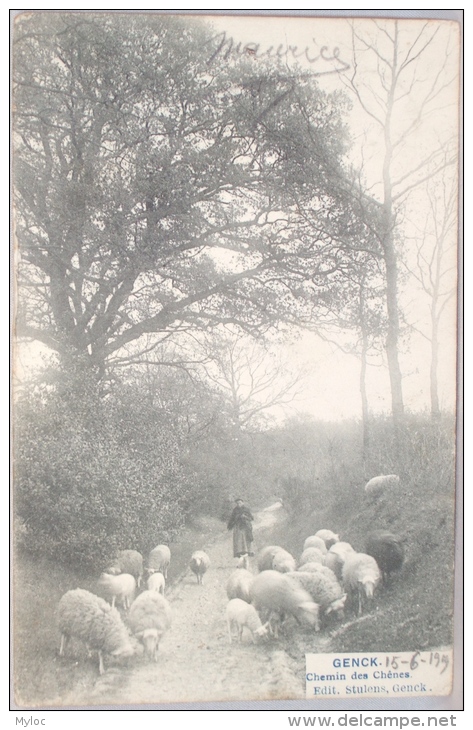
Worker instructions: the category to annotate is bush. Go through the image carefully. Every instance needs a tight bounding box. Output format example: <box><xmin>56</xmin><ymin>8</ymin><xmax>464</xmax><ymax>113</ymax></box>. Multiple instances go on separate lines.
<box><xmin>14</xmin><ymin>372</ymin><xmax>194</xmax><ymax>571</ymax></box>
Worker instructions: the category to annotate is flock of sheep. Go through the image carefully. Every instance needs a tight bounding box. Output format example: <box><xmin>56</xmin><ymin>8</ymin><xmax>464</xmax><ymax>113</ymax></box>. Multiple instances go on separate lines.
<box><xmin>224</xmin><ymin>522</ymin><xmax>404</xmax><ymax>644</ymax></box>
<box><xmin>57</xmin><ymin>545</ymin><xmax>210</xmax><ymax>674</ymax></box>
<box><xmin>57</xmin><ymin>474</ymin><xmax>404</xmax><ymax>676</ymax></box>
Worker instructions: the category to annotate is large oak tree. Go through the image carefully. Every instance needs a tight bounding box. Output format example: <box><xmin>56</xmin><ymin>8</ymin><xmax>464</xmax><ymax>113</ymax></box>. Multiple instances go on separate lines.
<box><xmin>14</xmin><ymin>13</ymin><xmax>365</xmax><ymax>379</ymax></box>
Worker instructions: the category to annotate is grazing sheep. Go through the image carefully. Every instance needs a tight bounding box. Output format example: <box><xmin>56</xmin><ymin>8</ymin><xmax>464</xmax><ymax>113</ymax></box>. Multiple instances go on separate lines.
<box><xmin>300</xmin><ymin>547</ymin><xmax>325</xmax><ymax>566</ymax></box>
<box><xmin>58</xmin><ymin>588</ymin><xmax>134</xmax><ymax>675</ymax></box>
<box><xmin>257</xmin><ymin>545</ymin><xmax>285</xmax><ymax>572</ymax></box>
<box><xmin>148</xmin><ymin>544</ymin><xmax>171</xmax><ymax>579</ymax></box>
<box><xmin>323</xmin><ymin>542</ymin><xmax>355</xmax><ymax>581</ymax></box>
<box><xmin>272</xmin><ymin>548</ymin><xmax>297</xmax><ymax>574</ymax></box>
<box><xmin>315</xmin><ymin>529</ymin><xmax>340</xmax><ymax>549</ymax></box>
<box><xmin>342</xmin><ymin>553</ymin><xmax>382</xmax><ymax>615</ymax></box>
<box><xmin>226</xmin><ymin>568</ymin><xmax>254</xmax><ymax>603</ymax></box>
<box><xmin>97</xmin><ymin>572</ymin><xmax>136</xmax><ymax>610</ymax></box>
<box><xmin>225</xmin><ymin>598</ymin><xmax>269</xmax><ymax>643</ymax></box>
<box><xmin>298</xmin><ymin>562</ymin><xmax>327</xmax><ymax>573</ymax></box>
<box><xmin>107</xmin><ymin>550</ymin><xmax>143</xmax><ymax>587</ymax></box>
<box><xmin>364</xmin><ymin>474</ymin><xmax>400</xmax><ymax>495</ymax></box>
<box><xmin>323</xmin><ymin>552</ymin><xmax>344</xmax><ymax>582</ymax></box>
<box><xmin>365</xmin><ymin>531</ymin><xmax>405</xmax><ymax>583</ymax></box>
<box><xmin>303</xmin><ymin>536</ymin><xmax>327</xmax><ymax>553</ymax></box>
<box><xmin>128</xmin><ymin>590</ymin><xmax>172</xmax><ymax>662</ymax></box>
<box><xmin>329</xmin><ymin>541</ymin><xmax>355</xmax><ymax>557</ymax></box>
<box><xmin>189</xmin><ymin>550</ymin><xmax>211</xmax><ymax>585</ymax></box>
<box><xmin>249</xmin><ymin>570</ymin><xmax>320</xmax><ymax>637</ymax></box>
<box><xmin>288</xmin><ymin>570</ymin><xmax>346</xmax><ymax>622</ymax></box>
<box><xmin>147</xmin><ymin>572</ymin><xmax>166</xmax><ymax>595</ymax></box>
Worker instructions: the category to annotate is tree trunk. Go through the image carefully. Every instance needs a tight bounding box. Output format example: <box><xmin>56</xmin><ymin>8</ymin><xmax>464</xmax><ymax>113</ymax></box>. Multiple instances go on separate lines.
<box><xmin>381</xmin><ymin>41</ymin><xmax>405</xmax><ymax>428</ymax></box>
<box><xmin>384</xmin><ymin>229</ymin><xmax>405</xmax><ymax>426</ymax></box>
<box><xmin>360</xmin><ymin>327</ymin><xmax>370</xmax><ymax>462</ymax></box>
<box><xmin>430</xmin><ymin>311</ymin><xmax>441</xmax><ymax>419</ymax></box>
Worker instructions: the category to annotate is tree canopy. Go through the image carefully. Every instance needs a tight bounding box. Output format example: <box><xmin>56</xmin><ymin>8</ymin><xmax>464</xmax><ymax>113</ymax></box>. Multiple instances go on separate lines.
<box><xmin>14</xmin><ymin>12</ymin><xmax>377</xmax><ymax>377</ymax></box>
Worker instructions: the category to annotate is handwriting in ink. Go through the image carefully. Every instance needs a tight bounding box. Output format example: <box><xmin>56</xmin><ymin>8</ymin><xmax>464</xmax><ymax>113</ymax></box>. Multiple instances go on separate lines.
<box><xmin>207</xmin><ymin>32</ymin><xmax>350</xmax><ymax>75</ymax></box>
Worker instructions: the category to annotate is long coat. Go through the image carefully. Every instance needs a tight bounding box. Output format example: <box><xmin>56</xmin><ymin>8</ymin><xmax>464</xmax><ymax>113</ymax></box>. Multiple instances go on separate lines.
<box><xmin>227</xmin><ymin>505</ymin><xmax>254</xmax><ymax>557</ymax></box>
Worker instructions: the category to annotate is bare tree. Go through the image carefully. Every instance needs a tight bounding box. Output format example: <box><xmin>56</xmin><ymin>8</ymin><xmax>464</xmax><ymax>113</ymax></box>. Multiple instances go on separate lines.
<box><xmin>196</xmin><ymin>332</ymin><xmax>308</xmax><ymax>431</ymax></box>
<box><xmin>344</xmin><ymin>19</ymin><xmax>458</xmax><ymax>427</ymax></box>
<box><xmin>403</xmin><ymin>172</ymin><xmax>458</xmax><ymax>418</ymax></box>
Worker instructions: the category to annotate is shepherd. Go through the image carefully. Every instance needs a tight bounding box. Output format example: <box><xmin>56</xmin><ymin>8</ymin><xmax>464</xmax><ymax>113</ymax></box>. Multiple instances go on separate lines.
<box><xmin>227</xmin><ymin>498</ymin><xmax>254</xmax><ymax>558</ymax></box>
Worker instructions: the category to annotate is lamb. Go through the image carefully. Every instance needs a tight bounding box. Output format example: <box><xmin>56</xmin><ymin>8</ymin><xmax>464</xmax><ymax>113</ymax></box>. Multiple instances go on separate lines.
<box><xmin>288</xmin><ymin>570</ymin><xmax>346</xmax><ymax>622</ymax></box>
<box><xmin>147</xmin><ymin>544</ymin><xmax>171</xmax><ymax>579</ymax></box>
<box><xmin>107</xmin><ymin>549</ymin><xmax>143</xmax><ymax>587</ymax></box>
<box><xmin>225</xmin><ymin>598</ymin><xmax>269</xmax><ymax>643</ymax></box>
<box><xmin>128</xmin><ymin>590</ymin><xmax>172</xmax><ymax>662</ymax></box>
<box><xmin>97</xmin><ymin>572</ymin><xmax>136</xmax><ymax>610</ymax></box>
<box><xmin>147</xmin><ymin>572</ymin><xmax>166</xmax><ymax>595</ymax></box>
<box><xmin>342</xmin><ymin>552</ymin><xmax>382</xmax><ymax>615</ymax></box>
<box><xmin>249</xmin><ymin>570</ymin><xmax>320</xmax><ymax>637</ymax></box>
<box><xmin>315</xmin><ymin>529</ymin><xmax>340</xmax><ymax>549</ymax></box>
<box><xmin>365</xmin><ymin>531</ymin><xmax>405</xmax><ymax>583</ymax></box>
<box><xmin>189</xmin><ymin>550</ymin><xmax>211</xmax><ymax>585</ymax></box>
<box><xmin>226</xmin><ymin>568</ymin><xmax>254</xmax><ymax>603</ymax></box>
<box><xmin>57</xmin><ymin>588</ymin><xmax>134</xmax><ymax>675</ymax></box>
<box><xmin>271</xmin><ymin>548</ymin><xmax>297</xmax><ymax>574</ymax></box>
<box><xmin>303</xmin><ymin>536</ymin><xmax>327</xmax><ymax>554</ymax></box>
<box><xmin>300</xmin><ymin>547</ymin><xmax>325</xmax><ymax>566</ymax></box>
<box><xmin>364</xmin><ymin>474</ymin><xmax>400</xmax><ymax>495</ymax></box>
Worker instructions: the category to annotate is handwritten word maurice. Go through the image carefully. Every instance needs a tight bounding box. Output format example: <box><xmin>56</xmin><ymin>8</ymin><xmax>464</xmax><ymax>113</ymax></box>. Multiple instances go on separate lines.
<box><xmin>207</xmin><ymin>32</ymin><xmax>350</xmax><ymax>75</ymax></box>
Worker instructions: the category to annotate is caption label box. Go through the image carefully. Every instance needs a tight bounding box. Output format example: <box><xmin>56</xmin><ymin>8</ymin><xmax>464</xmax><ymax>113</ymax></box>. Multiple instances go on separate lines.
<box><xmin>306</xmin><ymin>649</ymin><xmax>453</xmax><ymax>699</ymax></box>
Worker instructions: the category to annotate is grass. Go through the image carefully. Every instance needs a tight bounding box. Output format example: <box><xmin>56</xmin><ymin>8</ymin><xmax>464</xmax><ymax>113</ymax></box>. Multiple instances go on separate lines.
<box><xmin>271</xmin><ymin>414</ymin><xmax>457</xmax><ymax>659</ymax></box>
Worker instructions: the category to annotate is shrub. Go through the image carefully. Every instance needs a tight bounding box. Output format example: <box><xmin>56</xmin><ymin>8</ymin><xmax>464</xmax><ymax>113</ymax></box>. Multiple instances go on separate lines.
<box><xmin>14</xmin><ymin>372</ymin><xmax>194</xmax><ymax>571</ymax></box>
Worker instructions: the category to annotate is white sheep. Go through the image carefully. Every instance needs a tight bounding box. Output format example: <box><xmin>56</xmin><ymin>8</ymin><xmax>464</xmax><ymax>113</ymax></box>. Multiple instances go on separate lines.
<box><xmin>329</xmin><ymin>541</ymin><xmax>355</xmax><ymax>557</ymax></box>
<box><xmin>225</xmin><ymin>598</ymin><xmax>269</xmax><ymax>643</ymax></box>
<box><xmin>189</xmin><ymin>550</ymin><xmax>211</xmax><ymax>584</ymax></box>
<box><xmin>315</xmin><ymin>529</ymin><xmax>340</xmax><ymax>549</ymax></box>
<box><xmin>288</xmin><ymin>570</ymin><xmax>346</xmax><ymax>621</ymax></box>
<box><xmin>364</xmin><ymin>474</ymin><xmax>400</xmax><ymax>495</ymax></box>
<box><xmin>128</xmin><ymin>590</ymin><xmax>172</xmax><ymax>662</ymax></box>
<box><xmin>147</xmin><ymin>572</ymin><xmax>166</xmax><ymax>595</ymax></box>
<box><xmin>323</xmin><ymin>542</ymin><xmax>355</xmax><ymax>581</ymax></box>
<box><xmin>298</xmin><ymin>562</ymin><xmax>327</xmax><ymax>573</ymax></box>
<box><xmin>226</xmin><ymin>567</ymin><xmax>254</xmax><ymax>603</ymax></box>
<box><xmin>107</xmin><ymin>549</ymin><xmax>143</xmax><ymax>587</ymax></box>
<box><xmin>257</xmin><ymin>545</ymin><xmax>285</xmax><ymax>572</ymax></box>
<box><xmin>342</xmin><ymin>552</ymin><xmax>382</xmax><ymax>615</ymax></box>
<box><xmin>57</xmin><ymin>588</ymin><xmax>134</xmax><ymax>675</ymax></box>
<box><xmin>147</xmin><ymin>544</ymin><xmax>171</xmax><ymax>579</ymax></box>
<box><xmin>303</xmin><ymin>535</ymin><xmax>327</xmax><ymax>554</ymax></box>
<box><xmin>272</xmin><ymin>548</ymin><xmax>297</xmax><ymax>574</ymax></box>
<box><xmin>249</xmin><ymin>570</ymin><xmax>320</xmax><ymax>638</ymax></box>
<box><xmin>300</xmin><ymin>547</ymin><xmax>325</xmax><ymax>566</ymax></box>
<box><xmin>97</xmin><ymin>572</ymin><xmax>136</xmax><ymax>610</ymax></box>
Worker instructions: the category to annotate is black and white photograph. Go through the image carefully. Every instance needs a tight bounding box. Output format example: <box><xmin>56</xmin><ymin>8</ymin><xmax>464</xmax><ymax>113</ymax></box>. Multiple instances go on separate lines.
<box><xmin>11</xmin><ymin>10</ymin><xmax>461</xmax><ymax>711</ymax></box>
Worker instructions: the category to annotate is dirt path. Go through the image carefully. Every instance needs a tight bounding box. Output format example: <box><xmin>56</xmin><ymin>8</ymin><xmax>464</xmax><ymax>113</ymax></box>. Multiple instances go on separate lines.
<box><xmin>69</xmin><ymin>504</ymin><xmax>308</xmax><ymax>707</ymax></box>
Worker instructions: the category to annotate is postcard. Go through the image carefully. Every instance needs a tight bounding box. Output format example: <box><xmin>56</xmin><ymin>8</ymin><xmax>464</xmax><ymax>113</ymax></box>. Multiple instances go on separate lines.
<box><xmin>11</xmin><ymin>10</ymin><xmax>462</xmax><ymax>712</ymax></box>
